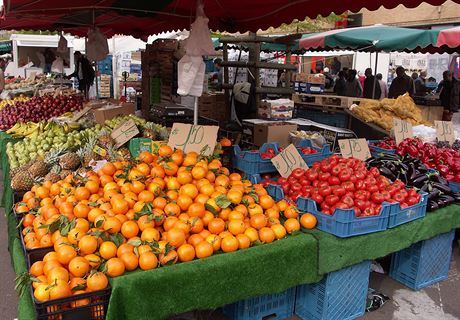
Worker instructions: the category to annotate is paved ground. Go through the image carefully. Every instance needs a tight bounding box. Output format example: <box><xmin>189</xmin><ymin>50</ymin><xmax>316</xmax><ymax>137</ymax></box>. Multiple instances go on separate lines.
<box><xmin>0</xmin><ymin>183</ymin><xmax>459</xmax><ymax>320</ymax></box>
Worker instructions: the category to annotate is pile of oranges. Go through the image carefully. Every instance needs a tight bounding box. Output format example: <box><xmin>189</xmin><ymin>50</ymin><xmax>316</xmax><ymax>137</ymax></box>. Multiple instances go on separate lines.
<box><xmin>15</xmin><ymin>145</ymin><xmax>316</xmax><ymax>306</ymax></box>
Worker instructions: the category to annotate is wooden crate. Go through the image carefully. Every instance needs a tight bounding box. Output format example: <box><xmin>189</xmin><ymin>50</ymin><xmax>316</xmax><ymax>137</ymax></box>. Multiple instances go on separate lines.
<box><xmin>418</xmin><ymin>105</ymin><xmax>444</xmax><ymax>123</ymax></box>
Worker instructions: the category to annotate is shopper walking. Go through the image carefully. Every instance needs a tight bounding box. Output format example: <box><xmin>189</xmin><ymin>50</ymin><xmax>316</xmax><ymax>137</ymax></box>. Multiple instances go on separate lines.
<box><xmin>343</xmin><ymin>69</ymin><xmax>362</xmax><ymax>97</ymax></box>
<box><xmin>68</xmin><ymin>51</ymin><xmax>95</xmax><ymax>98</ymax></box>
<box><xmin>334</xmin><ymin>70</ymin><xmax>347</xmax><ymax>96</ymax></box>
<box><xmin>439</xmin><ymin>71</ymin><xmax>460</xmax><ymax>121</ymax></box>
<box><xmin>389</xmin><ymin>66</ymin><xmax>414</xmax><ymax>98</ymax></box>
<box><xmin>363</xmin><ymin>68</ymin><xmax>381</xmax><ymax>99</ymax></box>
<box><xmin>414</xmin><ymin>71</ymin><xmax>429</xmax><ymax>96</ymax></box>
<box><xmin>376</xmin><ymin>73</ymin><xmax>388</xmax><ymax>100</ymax></box>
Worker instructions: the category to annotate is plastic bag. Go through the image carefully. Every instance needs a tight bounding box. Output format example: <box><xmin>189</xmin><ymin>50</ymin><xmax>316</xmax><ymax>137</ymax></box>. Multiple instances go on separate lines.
<box><xmin>86</xmin><ymin>28</ymin><xmax>109</xmax><ymax>61</ymax></box>
<box><xmin>177</xmin><ymin>55</ymin><xmax>205</xmax><ymax>97</ymax></box>
<box><xmin>184</xmin><ymin>6</ymin><xmax>217</xmax><ymax>56</ymax></box>
<box><xmin>51</xmin><ymin>57</ymin><xmax>64</xmax><ymax>73</ymax></box>
<box><xmin>57</xmin><ymin>34</ymin><xmax>68</xmax><ymax>54</ymax></box>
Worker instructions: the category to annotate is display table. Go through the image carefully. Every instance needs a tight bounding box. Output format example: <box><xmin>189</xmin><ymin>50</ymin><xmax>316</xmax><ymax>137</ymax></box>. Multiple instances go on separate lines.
<box><xmin>1</xmin><ymin>132</ymin><xmax>459</xmax><ymax>320</ymax></box>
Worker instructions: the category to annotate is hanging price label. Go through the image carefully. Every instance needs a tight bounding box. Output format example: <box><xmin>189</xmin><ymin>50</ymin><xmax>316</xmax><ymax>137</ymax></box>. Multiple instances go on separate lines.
<box><xmin>434</xmin><ymin>121</ymin><xmax>455</xmax><ymax>144</ymax></box>
<box><xmin>393</xmin><ymin>118</ymin><xmax>413</xmax><ymax>145</ymax></box>
<box><xmin>271</xmin><ymin>144</ymin><xmax>308</xmax><ymax>178</ymax></box>
<box><xmin>111</xmin><ymin>119</ymin><xmax>140</xmax><ymax>148</ymax></box>
<box><xmin>70</xmin><ymin>106</ymin><xmax>92</xmax><ymax>122</ymax></box>
<box><xmin>339</xmin><ymin>138</ymin><xmax>371</xmax><ymax>161</ymax></box>
<box><xmin>168</xmin><ymin>123</ymin><xmax>219</xmax><ymax>156</ymax></box>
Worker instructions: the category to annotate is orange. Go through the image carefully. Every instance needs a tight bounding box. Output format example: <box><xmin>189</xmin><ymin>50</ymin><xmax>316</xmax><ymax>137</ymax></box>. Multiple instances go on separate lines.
<box><xmin>284</xmin><ymin>206</ymin><xmax>299</xmax><ymax>219</ymax></box>
<box><xmin>138</xmin><ymin>190</ymin><xmax>155</xmax><ymax>203</ymax></box>
<box><xmin>35</xmin><ymin>186</ymin><xmax>50</xmax><ymax>199</ymax></box>
<box><xmin>106</xmin><ymin>257</ymin><xmax>125</xmax><ymax>277</ymax></box>
<box><xmin>227</xmin><ymin>219</ymin><xmax>246</xmax><ymax>236</ymax></box>
<box><xmin>103</xmin><ymin>217</ymin><xmax>122</xmax><ymax>234</ymax></box>
<box><xmin>159</xmin><ymin>250</ymin><xmax>178</xmax><ymax>266</ymax></box>
<box><xmin>202</xmin><ymin>211</ymin><xmax>214</xmax><ymax>227</ymax></box>
<box><xmin>75</xmin><ymin>187</ymin><xmax>91</xmax><ymax>201</ymax></box>
<box><xmin>166</xmin><ymin>228</ymin><xmax>186</xmax><ymax>248</ymax></box>
<box><xmin>141</xmin><ymin>227</ymin><xmax>160</xmax><ymax>242</ymax></box>
<box><xmin>187</xmin><ymin>234</ymin><xmax>203</xmax><ymax>247</ymax></box>
<box><xmin>56</xmin><ymin>245</ymin><xmax>77</xmax><ymax>265</ymax></box>
<box><xmin>34</xmin><ymin>284</ymin><xmax>50</xmax><ymax>302</ymax></box>
<box><xmin>68</xmin><ymin>257</ymin><xmax>90</xmax><ymax>277</ymax></box>
<box><xmin>137</xmin><ymin>215</ymin><xmax>156</xmax><ymax>231</ymax></box>
<box><xmin>171</xmin><ymin>151</ymin><xmax>184</xmax><ymax>166</ymax></box>
<box><xmin>75</xmin><ymin>218</ymin><xmax>90</xmax><ymax>233</ymax></box>
<box><xmin>74</xmin><ymin>203</ymin><xmax>90</xmax><ymax>219</ymax></box>
<box><xmin>48</xmin><ymin>281</ymin><xmax>72</xmax><ymax>300</ymax></box>
<box><xmin>99</xmin><ymin>241</ymin><xmax>118</xmax><ymax>260</ymax></box>
<box><xmin>102</xmin><ymin>163</ymin><xmax>117</xmax><ymax>176</ymax></box>
<box><xmin>180</xmin><ymin>184</ymin><xmax>199</xmax><ymax>199</ymax></box>
<box><xmin>189</xmin><ymin>217</ymin><xmax>204</xmax><ymax>234</ymax></box>
<box><xmin>84</xmin><ymin>254</ymin><xmax>101</xmax><ymax>269</ymax></box>
<box><xmin>259</xmin><ymin>227</ymin><xmax>276</xmax><ymax>243</ymax></box>
<box><xmin>227</xmin><ymin>189</ymin><xmax>243</xmax><ymax>204</ymax></box>
<box><xmin>177</xmin><ymin>171</ymin><xmax>193</xmax><ymax>185</ymax></box>
<box><xmin>139</xmin><ymin>151</ymin><xmax>154</xmax><ymax>164</ymax></box>
<box><xmin>78</xmin><ymin>235</ymin><xmax>98</xmax><ymax>255</ymax></box>
<box><xmin>88</xmin><ymin>207</ymin><xmax>104</xmax><ymax>222</ymax></box>
<box><xmin>153</xmin><ymin>197</ymin><xmax>167</xmax><ymax>210</ymax></box>
<box><xmin>195</xmin><ymin>241</ymin><xmax>213</xmax><ymax>259</ymax></box>
<box><xmin>177</xmin><ymin>195</ymin><xmax>193</xmax><ymax>211</ymax></box>
<box><xmin>284</xmin><ymin>218</ymin><xmax>301</xmax><ymax>234</ymax></box>
<box><xmin>163</xmin><ymin>162</ymin><xmax>179</xmax><ymax>176</ymax></box>
<box><xmin>120</xmin><ymin>252</ymin><xmax>139</xmax><ymax>271</ymax></box>
<box><xmin>67</xmin><ymin>227</ymin><xmax>85</xmax><ymax>245</ymax></box>
<box><xmin>69</xmin><ymin>277</ymin><xmax>86</xmax><ymax>291</ymax></box>
<box><xmin>137</xmin><ymin>163</ymin><xmax>151</xmax><ymax>176</ymax></box>
<box><xmin>250</xmin><ymin>214</ymin><xmax>268</xmax><ymax>230</ymax></box>
<box><xmin>247</xmin><ymin>204</ymin><xmax>263</xmax><ymax>216</ymax></box>
<box><xmin>215</xmin><ymin>175</ymin><xmax>230</xmax><ymax>188</ymax></box>
<box><xmin>187</xmin><ymin>203</ymin><xmax>205</xmax><ymax>218</ymax></box>
<box><xmin>130</xmin><ymin>180</ymin><xmax>145</xmax><ymax>194</ymax></box>
<box><xmin>221</xmin><ymin>235</ymin><xmax>239</xmax><ymax>253</ymax></box>
<box><xmin>208</xmin><ymin>218</ymin><xmax>225</xmax><ymax>235</ymax></box>
<box><xmin>177</xmin><ymin>244</ymin><xmax>196</xmax><ymax>262</ymax></box>
<box><xmin>121</xmin><ymin>221</ymin><xmax>140</xmax><ymax>238</ymax></box>
<box><xmin>87</xmin><ymin>272</ymin><xmax>109</xmax><ymax>291</ymax></box>
<box><xmin>112</xmin><ymin>198</ymin><xmax>129</xmax><ymax>215</ymax></box>
<box><xmin>47</xmin><ymin>266</ymin><xmax>69</xmax><ymax>283</ymax></box>
<box><xmin>300</xmin><ymin>213</ymin><xmax>317</xmax><ymax>229</ymax></box>
<box><xmin>117</xmin><ymin>243</ymin><xmax>134</xmax><ymax>257</ymax></box>
<box><xmin>158</xmin><ymin>145</ymin><xmax>173</xmax><ymax>157</ymax></box>
<box><xmin>139</xmin><ymin>251</ymin><xmax>158</xmax><ymax>270</ymax></box>
<box><xmin>71</xmin><ymin>290</ymin><xmax>90</xmax><ymax>308</ymax></box>
<box><xmin>236</xmin><ymin>234</ymin><xmax>251</xmax><ymax>249</ymax></box>
<box><xmin>164</xmin><ymin>203</ymin><xmax>181</xmax><ymax>217</ymax></box>
<box><xmin>244</xmin><ymin>227</ymin><xmax>259</xmax><ymax>243</ymax></box>
<box><xmin>271</xmin><ymin>224</ymin><xmax>287</xmax><ymax>240</ymax></box>
<box><xmin>30</xmin><ymin>261</ymin><xmax>44</xmax><ymax>277</ymax></box>
<box><xmin>228</xmin><ymin>211</ymin><xmax>244</xmax><ymax>221</ymax></box>
<box><xmin>205</xmin><ymin>234</ymin><xmax>221</xmax><ymax>252</ymax></box>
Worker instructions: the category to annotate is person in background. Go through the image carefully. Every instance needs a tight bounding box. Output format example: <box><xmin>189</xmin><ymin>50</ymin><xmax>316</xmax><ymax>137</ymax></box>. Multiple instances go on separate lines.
<box><xmin>213</xmin><ymin>58</ymin><xmax>223</xmax><ymax>90</ymax></box>
<box><xmin>323</xmin><ymin>67</ymin><xmax>334</xmax><ymax>90</ymax></box>
<box><xmin>411</xmin><ymin>72</ymin><xmax>418</xmax><ymax>81</ymax></box>
<box><xmin>344</xmin><ymin>69</ymin><xmax>362</xmax><ymax>97</ymax></box>
<box><xmin>43</xmin><ymin>48</ymin><xmax>55</xmax><ymax>74</ymax></box>
<box><xmin>68</xmin><ymin>51</ymin><xmax>95</xmax><ymax>98</ymax></box>
<box><xmin>334</xmin><ymin>70</ymin><xmax>347</xmax><ymax>96</ymax></box>
<box><xmin>388</xmin><ymin>66</ymin><xmax>414</xmax><ymax>98</ymax></box>
<box><xmin>331</xmin><ymin>57</ymin><xmax>341</xmax><ymax>75</ymax></box>
<box><xmin>439</xmin><ymin>71</ymin><xmax>460</xmax><ymax>121</ymax></box>
<box><xmin>376</xmin><ymin>73</ymin><xmax>388</xmax><ymax>100</ymax></box>
<box><xmin>358</xmin><ymin>71</ymin><xmax>365</xmax><ymax>94</ymax></box>
<box><xmin>363</xmin><ymin>68</ymin><xmax>381</xmax><ymax>99</ymax></box>
<box><xmin>414</xmin><ymin>71</ymin><xmax>428</xmax><ymax>96</ymax></box>
<box><xmin>315</xmin><ymin>59</ymin><xmax>324</xmax><ymax>73</ymax></box>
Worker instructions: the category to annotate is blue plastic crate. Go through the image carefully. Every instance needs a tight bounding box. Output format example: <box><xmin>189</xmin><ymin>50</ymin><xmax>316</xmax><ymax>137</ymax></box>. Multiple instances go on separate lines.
<box><xmin>387</xmin><ymin>192</ymin><xmax>428</xmax><ymax>228</ymax></box>
<box><xmin>296</xmin><ymin>197</ymin><xmax>390</xmax><ymax>238</ymax></box>
<box><xmin>223</xmin><ymin>288</ymin><xmax>296</xmax><ymax>320</ymax></box>
<box><xmin>390</xmin><ymin>230</ymin><xmax>455</xmax><ymax>290</ymax></box>
<box><xmin>265</xmin><ymin>184</ymin><xmax>285</xmax><ymax>202</ymax></box>
<box><xmin>368</xmin><ymin>140</ymin><xmax>396</xmax><ymax>156</ymax></box>
<box><xmin>295</xmin><ymin>109</ymin><xmax>348</xmax><ymax>129</ymax></box>
<box><xmin>233</xmin><ymin>143</ymin><xmax>279</xmax><ymax>175</ymax></box>
<box><xmin>295</xmin><ymin>260</ymin><xmax>371</xmax><ymax>320</ymax></box>
<box><xmin>296</xmin><ymin>139</ymin><xmax>333</xmax><ymax>166</ymax></box>
<box><xmin>448</xmin><ymin>181</ymin><xmax>460</xmax><ymax>192</ymax></box>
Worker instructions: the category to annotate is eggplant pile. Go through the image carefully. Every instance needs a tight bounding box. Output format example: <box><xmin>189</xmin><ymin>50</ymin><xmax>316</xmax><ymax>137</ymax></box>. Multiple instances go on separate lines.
<box><xmin>366</xmin><ymin>154</ymin><xmax>460</xmax><ymax>211</ymax></box>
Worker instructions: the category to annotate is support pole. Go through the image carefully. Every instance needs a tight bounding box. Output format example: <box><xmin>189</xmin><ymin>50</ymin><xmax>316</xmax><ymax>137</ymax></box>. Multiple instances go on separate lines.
<box><xmin>193</xmin><ymin>96</ymin><xmax>198</xmax><ymax>125</ymax></box>
<box><xmin>372</xmin><ymin>52</ymin><xmax>379</xmax><ymax>99</ymax></box>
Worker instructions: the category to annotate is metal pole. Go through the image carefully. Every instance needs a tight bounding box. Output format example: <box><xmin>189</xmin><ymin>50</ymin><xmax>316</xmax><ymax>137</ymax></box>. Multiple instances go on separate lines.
<box><xmin>193</xmin><ymin>96</ymin><xmax>198</xmax><ymax>125</ymax></box>
<box><xmin>372</xmin><ymin>51</ymin><xmax>379</xmax><ymax>99</ymax></box>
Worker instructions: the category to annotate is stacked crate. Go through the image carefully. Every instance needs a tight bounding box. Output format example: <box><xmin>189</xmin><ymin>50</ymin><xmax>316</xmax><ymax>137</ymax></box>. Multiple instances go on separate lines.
<box><xmin>197</xmin><ymin>93</ymin><xmax>227</xmax><ymax>124</ymax></box>
<box><xmin>98</xmin><ymin>74</ymin><xmax>112</xmax><ymax>98</ymax></box>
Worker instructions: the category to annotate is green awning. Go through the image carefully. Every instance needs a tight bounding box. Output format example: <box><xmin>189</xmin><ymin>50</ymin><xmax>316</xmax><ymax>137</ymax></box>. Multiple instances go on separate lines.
<box><xmin>0</xmin><ymin>41</ymin><xmax>12</xmax><ymax>52</ymax></box>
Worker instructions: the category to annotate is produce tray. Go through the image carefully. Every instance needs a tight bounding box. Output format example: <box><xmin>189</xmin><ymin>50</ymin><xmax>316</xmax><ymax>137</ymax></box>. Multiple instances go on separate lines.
<box><xmin>19</xmin><ymin>225</ymin><xmax>53</xmax><ymax>266</ymax></box>
<box><xmin>233</xmin><ymin>143</ymin><xmax>279</xmax><ymax>175</ymax></box>
<box><xmin>295</xmin><ymin>260</ymin><xmax>371</xmax><ymax>320</ymax></box>
<box><xmin>295</xmin><ymin>139</ymin><xmax>332</xmax><ymax>166</ymax></box>
<box><xmin>390</xmin><ymin>230</ymin><xmax>454</xmax><ymax>290</ymax></box>
<box><xmin>128</xmin><ymin>138</ymin><xmax>164</xmax><ymax>158</ymax></box>
<box><xmin>387</xmin><ymin>192</ymin><xmax>428</xmax><ymax>228</ymax></box>
<box><xmin>296</xmin><ymin>197</ymin><xmax>390</xmax><ymax>238</ymax></box>
<box><xmin>368</xmin><ymin>140</ymin><xmax>396</xmax><ymax>158</ymax></box>
<box><xmin>34</xmin><ymin>286</ymin><xmax>111</xmax><ymax>320</ymax></box>
<box><xmin>222</xmin><ymin>287</ymin><xmax>296</xmax><ymax>320</ymax></box>
<box><xmin>448</xmin><ymin>181</ymin><xmax>460</xmax><ymax>192</ymax></box>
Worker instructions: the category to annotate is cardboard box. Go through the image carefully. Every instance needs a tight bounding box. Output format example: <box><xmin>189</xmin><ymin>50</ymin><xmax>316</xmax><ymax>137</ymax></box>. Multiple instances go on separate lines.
<box><xmin>307</xmin><ymin>74</ymin><xmax>325</xmax><ymax>85</ymax></box>
<box><xmin>92</xmin><ymin>103</ymin><xmax>136</xmax><ymax>124</ymax></box>
<box><xmin>253</xmin><ymin>122</ymin><xmax>298</xmax><ymax>147</ymax></box>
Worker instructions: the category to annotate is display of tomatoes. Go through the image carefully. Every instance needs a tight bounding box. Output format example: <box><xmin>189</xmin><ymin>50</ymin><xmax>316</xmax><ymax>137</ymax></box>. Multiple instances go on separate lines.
<box><xmin>266</xmin><ymin>155</ymin><xmax>421</xmax><ymax>217</ymax></box>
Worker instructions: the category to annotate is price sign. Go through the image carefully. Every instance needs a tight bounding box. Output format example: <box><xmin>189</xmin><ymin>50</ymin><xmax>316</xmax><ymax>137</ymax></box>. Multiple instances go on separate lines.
<box><xmin>339</xmin><ymin>138</ymin><xmax>371</xmax><ymax>161</ymax></box>
<box><xmin>168</xmin><ymin>123</ymin><xmax>219</xmax><ymax>156</ymax></box>
<box><xmin>93</xmin><ymin>145</ymin><xmax>107</xmax><ymax>157</ymax></box>
<box><xmin>111</xmin><ymin>119</ymin><xmax>140</xmax><ymax>148</ymax></box>
<box><xmin>271</xmin><ymin>144</ymin><xmax>308</xmax><ymax>178</ymax></box>
<box><xmin>71</xmin><ymin>106</ymin><xmax>92</xmax><ymax>122</ymax></box>
<box><xmin>393</xmin><ymin>118</ymin><xmax>413</xmax><ymax>145</ymax></box>
<box><xmin>435</xmin><ymin>121</ymin><xmax>455</xmax><ymax>144</ymax></box>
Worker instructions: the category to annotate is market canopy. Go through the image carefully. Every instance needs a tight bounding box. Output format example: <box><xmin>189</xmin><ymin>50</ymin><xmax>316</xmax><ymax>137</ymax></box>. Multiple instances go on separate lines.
<box><xmin>299</xmin><ymin>25</ymin><xmax>460</xmax><ymax>53</ymax></box>
<box><xmin>1</xmin><ymin>0</ymin><xmax>460</xmax><ymax>38</ymax></box>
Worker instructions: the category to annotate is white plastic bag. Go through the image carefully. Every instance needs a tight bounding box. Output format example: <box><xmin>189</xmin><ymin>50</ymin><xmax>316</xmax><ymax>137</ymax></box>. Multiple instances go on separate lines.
<box><xmin>177</xmin><ymin>55</ymin><xmax>205</xmax><ymax>97</ymax></box>
<box><xmin>184</xmin><ymin>4</ymin><xmax>217</xmax><ymax>56</ymax></box>
<box><xmin>51</xmin><ymin>57</ymin><xmax>64</xmax><ymax>73</ymax></box>
<box><xmin>57</xmin><ymin>34</ymin><xmax>68</xmax><ymax>54</ymax></box>
<box><xmin>86</xmin><ymin>28</ymin><xmax>109</xmax><ymax>61</ymax></box>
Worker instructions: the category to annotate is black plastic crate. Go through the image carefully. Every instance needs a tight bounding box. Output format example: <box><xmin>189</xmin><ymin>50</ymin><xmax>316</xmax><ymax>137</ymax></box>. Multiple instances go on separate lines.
<box><xmin>19</xmin><ymin>225</ymin><xmax>54</xmax><ymax>266</ymax></box>
<box><xmin>34</xmin><ymin>287</ymin><xmax>111</xmax><ymax>320</ymax></box>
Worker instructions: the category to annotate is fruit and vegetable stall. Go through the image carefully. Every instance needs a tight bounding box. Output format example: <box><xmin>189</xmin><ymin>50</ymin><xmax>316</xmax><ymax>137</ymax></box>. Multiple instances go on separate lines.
<box><xmin>0</xmin><ymin>91</ymin><xmax>458</xmax><ymax>320</ymax></box>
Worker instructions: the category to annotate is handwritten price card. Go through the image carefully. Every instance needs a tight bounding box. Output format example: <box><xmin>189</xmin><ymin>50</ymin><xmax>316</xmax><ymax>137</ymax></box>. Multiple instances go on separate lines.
<box><xmin>111</xmin><ymin>119</ymin><xmax>140</xmax><ymax>148</ymax></box>
<box><xmin>435</xmin><ymin>121</ymin><xmax>455</xmax><ymax>144</ymax></box>
<box><xmin>393</xmin><ymin>118</ymin><xmax>413</xmax><ymax>145</ymax></box>
<box><xmin>339</xmin><ymin>139</ymin><xmax>371</xmax><ymax>161</ymax></box>
<box><xmin>168</xmin><ymin>123</ymin><xmax>219</xmax><ymax>156</ymax></box>
<box><xmin>271</xmin><ymin>144</ymin><xmax>308</xmax><ymax>178</ymax></box>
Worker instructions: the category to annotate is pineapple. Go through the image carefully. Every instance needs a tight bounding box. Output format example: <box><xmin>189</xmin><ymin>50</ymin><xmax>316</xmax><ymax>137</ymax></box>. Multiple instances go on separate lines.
<box><xmin>60</xmin><ymin>170</ymin><xmax>72</xmax><ymax>180</ymax></box>
<box><xmin>59</xmin><ymin>152</ymin><xmax>81</xmax><ymax>170</ymax></box>
<box><xmin>44</xmin><ymin>165</ymin><xmax>61</xmax><ymax>183</ymax></box>
<box><xmin>27</xmin><ymin>149</ymin><xmax>64</xmax><ymax>178</ymax></box>
<box><xmin>11</xmin><ymin>171</ymin><xmax>34</xmax><ymax>191</ymax></box>
<box><xmin>76</xmin><ymin>137</ymin><xmax>101</xmax><ymax>166</ymax></box>
<box><xmin>98</xmin><ymin>129</ymin><xmax>115</xmax><ymax>148</ymax></box>
<box><xmin>10</xmin><ymin>160</ymin><xmax>34</xmax><ymax>179</ymax></box>
<box><xmin>118</xmin><ymin>147</ymin><xmax>131</xmax><ymax>161</ymax></box>
<box><xmin>142</xmin><ymin>122</ymin><xmax>157</xmax><ymax>140</ymax></box>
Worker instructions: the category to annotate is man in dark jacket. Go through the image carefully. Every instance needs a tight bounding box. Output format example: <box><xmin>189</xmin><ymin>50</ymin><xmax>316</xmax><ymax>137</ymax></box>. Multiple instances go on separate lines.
<box><xmin>440</xmin><ymin>71</ymin><xmax>460</xmax><ymax>121</ymax></box>
<box><xmin>363</xmin><ymin>68</ymin><xmax>381</xmax><ymax>99</ymax></box>
<box><xmin>68</xmin><ymin>51</ymin><xmax>95</xmax><ymax>98</ymax></box>
<box><xmin>388</xmin><ymin>66</ymin><xmax>414</xmax><ymax>98</ymax></box>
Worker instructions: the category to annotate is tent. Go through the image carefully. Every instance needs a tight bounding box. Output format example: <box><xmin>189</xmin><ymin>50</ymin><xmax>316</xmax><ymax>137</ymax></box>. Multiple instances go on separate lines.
<box><xmin>2</xmin><ymin>0</ymin><xmax>460</xmax><ymax>38</ymax></box>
